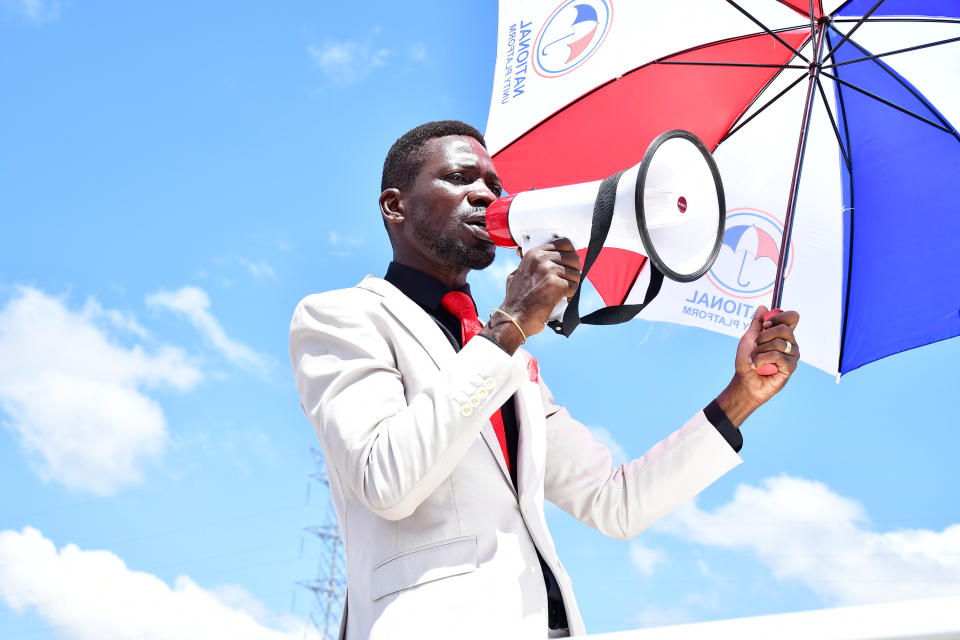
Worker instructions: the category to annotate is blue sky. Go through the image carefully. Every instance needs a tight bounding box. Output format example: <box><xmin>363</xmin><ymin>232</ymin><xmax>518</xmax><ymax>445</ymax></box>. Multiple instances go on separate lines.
<box><xmin>1</xmin><ymin>1</ymin><xmax>958</xmax><ymax>637</ymax></box>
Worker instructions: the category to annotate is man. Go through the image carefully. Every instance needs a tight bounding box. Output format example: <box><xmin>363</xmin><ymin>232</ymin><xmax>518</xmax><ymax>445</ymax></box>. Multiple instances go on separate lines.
<box><xmin>290</xmin><ymin>120</ymin><xmax>799</xmax><ymax>638</ymax></box>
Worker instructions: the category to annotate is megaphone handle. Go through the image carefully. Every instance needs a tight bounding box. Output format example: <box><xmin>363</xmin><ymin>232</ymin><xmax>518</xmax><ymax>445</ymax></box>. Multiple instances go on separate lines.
<box><xmin>518</xmin><ymin>228</ymin><xmax>570</xmax><ymax>324</ymax></box>
<box><xmin>549</xmin><ymin>298</ymin><xmax>568</xmax><ymax>323</ymax></box>
<box><xmin>755</xmin><ymin>308</ymin><xmax>782</xmax><ymax>376</ymax></box>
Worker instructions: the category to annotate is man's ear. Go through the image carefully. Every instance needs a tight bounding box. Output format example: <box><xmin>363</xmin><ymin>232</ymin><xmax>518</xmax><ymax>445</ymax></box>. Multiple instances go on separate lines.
<box><xmin>379</xmin><ymin>188</ymin><xmax>404</xmax><ymax>228</ymax></box>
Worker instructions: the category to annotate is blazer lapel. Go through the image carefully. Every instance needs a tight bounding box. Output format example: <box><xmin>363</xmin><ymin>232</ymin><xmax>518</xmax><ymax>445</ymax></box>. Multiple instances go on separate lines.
<box><xmin>358</xmin><ymin>275</ymin><xmax>518</xmax><ymax>492</ymax></box>
<box><xmin>481</xmin><ymin>423</ymin><xmax>516</xmax><ymax>497</ymax></box>
<box><xmin>357</xmin><ymin>276</ymin><xmax>455</xmax><ymax>370</ymax></box>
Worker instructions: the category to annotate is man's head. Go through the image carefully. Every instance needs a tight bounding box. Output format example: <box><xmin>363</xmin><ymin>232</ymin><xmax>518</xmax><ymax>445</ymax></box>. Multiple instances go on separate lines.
<box><xmin>379</xmin><ymin>121</ymin><xmax>504</xmax><ymax>287</ymax></box>
<box><xmin>381</xmin><ymin>120</ymin><xmax>487</xmax><ymax>193</ymax></box>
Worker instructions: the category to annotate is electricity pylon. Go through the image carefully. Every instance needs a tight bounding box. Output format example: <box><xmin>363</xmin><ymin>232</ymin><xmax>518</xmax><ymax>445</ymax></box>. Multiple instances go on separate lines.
<box><xmin>298</xmin><ymin>447</ymin><xmax>346</xmax><ymax>640</ymax></box>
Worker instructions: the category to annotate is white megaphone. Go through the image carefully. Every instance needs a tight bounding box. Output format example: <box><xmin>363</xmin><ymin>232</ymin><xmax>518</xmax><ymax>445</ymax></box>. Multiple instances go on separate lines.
<box><xmin>485</xmin><ymin>129</ymin><xmax>725</xmax><ymax>335</ymax></box>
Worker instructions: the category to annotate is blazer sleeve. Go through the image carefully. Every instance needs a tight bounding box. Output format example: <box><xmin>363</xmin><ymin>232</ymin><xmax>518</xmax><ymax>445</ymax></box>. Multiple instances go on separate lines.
<box><xmin>290</xmin><ymin>290</ymin><xmax>529</xmax><ymax>521</ymax></box>
<box><xmin>540</xmin><ymin>374</ymin><xmax>742</xmax><ymax>540</ymax></box>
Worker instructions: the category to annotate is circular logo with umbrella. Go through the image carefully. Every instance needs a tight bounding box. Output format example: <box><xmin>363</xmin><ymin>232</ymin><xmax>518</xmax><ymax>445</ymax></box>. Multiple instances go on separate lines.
<box><xmin>707</xmin><ymin>208</ymin><xmax>795</xmax><ymax>299</ymax></box>
<box><xmin>534</xmin><ymin>0</ymin><xmax>612</xmax><ymax>78</ymax></box>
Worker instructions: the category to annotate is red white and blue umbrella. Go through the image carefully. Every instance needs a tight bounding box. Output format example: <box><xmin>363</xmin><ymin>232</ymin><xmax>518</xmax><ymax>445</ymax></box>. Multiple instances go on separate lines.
<box><xmin>485</xmin><ymin>0</ymin><xmax>960</xmax><ymax>376</ymax></box>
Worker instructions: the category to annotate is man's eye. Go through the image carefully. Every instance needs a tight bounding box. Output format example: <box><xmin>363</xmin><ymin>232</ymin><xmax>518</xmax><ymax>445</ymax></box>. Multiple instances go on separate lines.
<box><xmin>447</xmin><ymin>173</ymin><xmax>466</xmax><ymax>183</ymax></box>
<box><xmin>491</xmin><ymin>185</ymin><xmax>503</xmax><ymax>197</ymax></box>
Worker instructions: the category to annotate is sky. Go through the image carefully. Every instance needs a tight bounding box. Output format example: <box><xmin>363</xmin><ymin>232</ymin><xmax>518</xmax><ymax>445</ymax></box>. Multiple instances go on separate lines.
<box><xmin>1</xmin><ymin>1</ymin><xmax>959</xmax><ymax>638</ymax></box>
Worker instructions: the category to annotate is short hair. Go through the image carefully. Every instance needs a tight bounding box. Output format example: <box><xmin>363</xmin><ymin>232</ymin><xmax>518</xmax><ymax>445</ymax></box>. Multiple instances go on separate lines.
<box><xmin>381</xmin><ymin>120</ymin><xmax>486</xmax><ymax>193</ymax></box>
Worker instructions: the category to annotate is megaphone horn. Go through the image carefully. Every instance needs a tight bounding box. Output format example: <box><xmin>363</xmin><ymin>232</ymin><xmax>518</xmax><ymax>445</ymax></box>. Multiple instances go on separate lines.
<box><xmin>485</xmin><ymin>129</ymin><xmax>725</xmax><ymax>336</ymax></box>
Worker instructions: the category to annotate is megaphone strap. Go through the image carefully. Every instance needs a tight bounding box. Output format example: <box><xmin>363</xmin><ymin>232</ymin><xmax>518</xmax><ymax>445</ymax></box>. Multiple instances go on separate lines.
<box><xmin>579</xmin><ymin>268</ymin><xmax>664</xmax><ymax>326</ymax></box>
<box><xmin>550</xmin><ymin>170</ymin><xmax>665</xmax><ymax>337</ymax></box>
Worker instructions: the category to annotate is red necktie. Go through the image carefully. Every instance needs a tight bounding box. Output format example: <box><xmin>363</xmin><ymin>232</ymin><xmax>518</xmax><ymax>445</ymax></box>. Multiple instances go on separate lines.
<box><xmin>440</xmin><ymin>291</ymin><xmax>510</xmax><ymax>473</ymax></box>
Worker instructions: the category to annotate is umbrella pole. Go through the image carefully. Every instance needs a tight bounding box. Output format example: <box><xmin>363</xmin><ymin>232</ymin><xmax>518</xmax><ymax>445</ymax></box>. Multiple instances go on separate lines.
<box><xmin>770</xmin><ymin>23</ymin><xmax>827</xmax><ymax>311</ymax></box>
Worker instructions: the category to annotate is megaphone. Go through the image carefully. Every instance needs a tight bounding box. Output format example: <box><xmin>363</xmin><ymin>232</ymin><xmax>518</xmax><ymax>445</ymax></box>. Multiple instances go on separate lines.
<box><xmin>486</xmin><ymin>129</ymin><xmax>725</xmax><ymax>336</ymax></box>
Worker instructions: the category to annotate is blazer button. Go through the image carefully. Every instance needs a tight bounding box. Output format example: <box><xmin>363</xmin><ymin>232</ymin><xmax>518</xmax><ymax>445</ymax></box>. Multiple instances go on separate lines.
<box><xmin>477</xmin><ymin>388</ymin><xmax>489</xmax><ymax>399</ymax></box>
<box><xmin>468</xmin><ymin>396</ymin><xmax>481</xmax><ymax>408</ymax></box>
<box><xmin>483</xmin><ymin>378</ymin><xmax>496</xmax><ymax>390</ymax></box>
<box><xmin>460</xmin><ymin>405</ymin><xmax>473</xmax><ymax>417</ymax></box>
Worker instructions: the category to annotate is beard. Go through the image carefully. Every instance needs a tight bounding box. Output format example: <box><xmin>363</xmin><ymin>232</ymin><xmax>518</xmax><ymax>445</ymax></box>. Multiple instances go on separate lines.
<box><xmin>410</xmin><ymin>212</ymin><xmax>496</xmax><ymax>271</ymax></box>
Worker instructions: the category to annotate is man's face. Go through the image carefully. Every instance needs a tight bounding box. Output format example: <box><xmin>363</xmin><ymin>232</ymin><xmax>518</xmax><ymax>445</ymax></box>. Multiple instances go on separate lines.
<box><xmin>400</xmin><ymin>135</ymin><xmax>504</xmax><ymax>271</ymax></box>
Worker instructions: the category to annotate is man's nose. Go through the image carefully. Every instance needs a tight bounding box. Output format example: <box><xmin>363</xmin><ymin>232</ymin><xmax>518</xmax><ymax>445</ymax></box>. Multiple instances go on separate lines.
<box><xmin>467</xmin><ymin>180</ymin><xmax>497</xmax><ymax>207</ymax></box>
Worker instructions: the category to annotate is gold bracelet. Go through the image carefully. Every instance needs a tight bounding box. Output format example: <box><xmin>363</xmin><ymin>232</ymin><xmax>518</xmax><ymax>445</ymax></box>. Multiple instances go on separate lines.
<box><xmin>491</xmin><ymin>307</ymin><xmax>526</xmax><ymax>345</ymax></box>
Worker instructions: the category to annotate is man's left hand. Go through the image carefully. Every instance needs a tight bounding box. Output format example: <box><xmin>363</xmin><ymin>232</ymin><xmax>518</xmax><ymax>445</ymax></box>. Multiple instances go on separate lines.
<box><xmin>716</xmin><ymin>306</ymin><xmax>800</xmax><ymax>428</ymax></box>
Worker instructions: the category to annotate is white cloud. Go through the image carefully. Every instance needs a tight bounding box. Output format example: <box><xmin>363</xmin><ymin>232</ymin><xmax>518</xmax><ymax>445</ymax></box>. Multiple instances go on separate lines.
<box><xmin>588</xmin><ymin>425</ymin><xmax>629</xmax><ymax>467</ymax></box>
<box><xmin>0</xmin><ymin>288</ymin><xmax>201</xmax><ymax>494</ymax></box>
<box><xmin>308</xmin><ymin>28</ymin><xmax>429</xmax><ymax>85</ymax></box>
<box><xmin>5</xmin><ymin>0</ymin><xmax>59</xmax><ymax>22</ymax></box>
<box><xmin>236</xmin><ymin>258</ymin><xmax>277</xmax><ymax>281</ymax></box>
<box><xmin>694</xmin><ymin>554</ymin><xmax>728</xmax><ymax>587</ymax></box>
<box><xmin>0</xmin><ymin>527</ymin><xmax>320</xmax><ymax>640</ymax></box>
<box><xmin>82</xmin><ymin>297</ymin><xmax>149</xmax><ymax>338</ymax></box>
<box><xmin>327</xmin><ymin>230</ymin><xmax>364</xmax><ymax>258</ymax></box>
<box><xmin>214</xmin><ymin>255</ymin><xmax>277</xmax><ymax>282</ymax></box>
<box><xmin>633</xmin><ymin>591</ymin><xmax>717</xmax><ymax>628</ymax></box>
<box><xmin>213</xmin><ymin>256</ymin><xmax>277</xmax><ymax>281</ymax></box>
<box><xmin>634</xmin><ymin>604</ymin><xmax>695</xmax><ymax>628</ymax></box>
<box><xmin>410</xmin><ymin>42</ymin><xmax>427</xmax><ymax>61</ymax></box>
<box><xmin>629</xmin><ymin>540</ymin><xmax>666</xmax><ymax>577</ymax></box>
<box><xmin>656</xmin><ymin>475</ymin><xmax>960</xmax><ymax>605</ymax></box>
<box><xmin>146</xmin><ymin>286</ymin><xmax>267</xmax><ymax>373</ymax></box>
<box><xmin>308</xmin><ymin>40</ymin><xmax>392</xmax><ymax>85</ymax></box>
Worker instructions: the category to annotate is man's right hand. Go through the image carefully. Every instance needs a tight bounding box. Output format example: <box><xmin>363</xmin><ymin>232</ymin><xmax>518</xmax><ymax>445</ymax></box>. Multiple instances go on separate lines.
<box><xmin>480</xmin><ymin>238</ymin><xmax>581</xmax><ymax>354</ymax></box>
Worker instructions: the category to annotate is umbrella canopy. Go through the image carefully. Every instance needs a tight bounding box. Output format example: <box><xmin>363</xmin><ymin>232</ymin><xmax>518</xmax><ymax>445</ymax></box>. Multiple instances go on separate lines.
<box><xmin>485</xmin><ymin>0</ymin><xmax>960</xmax><ymax>376</ymax></box>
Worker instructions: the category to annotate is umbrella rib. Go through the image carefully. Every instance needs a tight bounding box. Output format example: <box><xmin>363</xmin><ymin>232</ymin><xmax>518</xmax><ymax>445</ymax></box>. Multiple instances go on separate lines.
<box><xmin>719</xmin><ymin>72</ymin><xmax>808</xmax><ymax>144</ymax></box>
<box><xmin>823</xmin><ymin>36</ymin><xmax>960</xmax><ymax>69</ymax></box>
<box><xmin>822</xmin><ymin>0</ymin><xmax>886</xmax><ymax>62</ymax></box>
<box><xmin>831</xmin><ymin>17</ymin><xmax>960</xmax><ymax>26</ymax></box>
<box><xmin>828</xmin><ymin>26</ymin><xmax>959</xmax><ymax>136</ymax></box>
<box><xmin>655</xmin><ymin>61</ymin><xmax>808</xmax><ymax>69</ymax></box>
<box><xmin>720</xmin><ymin>63</ymin><xmax>793</xmax><ymax>143</ymax></box>
<box><xmin>820</xmin><ymin>71</ymin><xmax>956</xmax><ymax>136</ymax></box>
<box><xmin>831</xmin><ymin>59</ymin><xmax>854</xmax><ymax>166</ymax></box>
<box><xmin>725</xmin><ymin>0</ymin><xmax>810</xmax><ymax>63</ymax></box>
<box><xmin>816</xmin><ymin>77</ymin><xmax>851</xmax><ymax>171</ymax></box>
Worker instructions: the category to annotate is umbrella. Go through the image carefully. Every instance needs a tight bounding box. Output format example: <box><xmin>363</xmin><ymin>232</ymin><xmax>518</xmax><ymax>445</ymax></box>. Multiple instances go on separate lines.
<box><xmin>484</xmin><ymin>0</ymin><xmax>960</xmax><ymax>376</ymax></box>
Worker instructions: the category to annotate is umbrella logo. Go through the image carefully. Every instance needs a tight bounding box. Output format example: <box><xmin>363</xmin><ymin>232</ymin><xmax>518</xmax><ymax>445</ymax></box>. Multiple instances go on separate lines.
<box><xmin>707</xmin><ymin>209</ymin><xmax>795</xmax><ymax>299</ymax></box>
<box><xmin>534</xmin><ymin>0</ymin><xmax>612</xmax><ymax>78</ymax></box>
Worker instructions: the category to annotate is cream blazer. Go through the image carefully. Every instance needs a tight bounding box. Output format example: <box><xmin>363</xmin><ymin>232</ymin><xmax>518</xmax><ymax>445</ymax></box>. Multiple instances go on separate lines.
<box><xmin>289</xmin><ymin>276</ymin><xmax>741</xmax><ymax>639</ymax></box>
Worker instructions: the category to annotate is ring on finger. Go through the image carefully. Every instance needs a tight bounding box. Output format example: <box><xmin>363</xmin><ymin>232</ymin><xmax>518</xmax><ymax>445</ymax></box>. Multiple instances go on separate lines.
<box><xmin>784</xmin><ymin>341</ymin><xmax>793</xmax><ymax>355</ymax></box>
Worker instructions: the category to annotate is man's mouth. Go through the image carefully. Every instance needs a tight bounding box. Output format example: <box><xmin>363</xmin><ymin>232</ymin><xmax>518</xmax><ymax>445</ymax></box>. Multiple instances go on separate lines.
<box><xmin>464</xmin><ymin>213</ymin><xmax>492</xmax><ymax>242</ymax></box>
